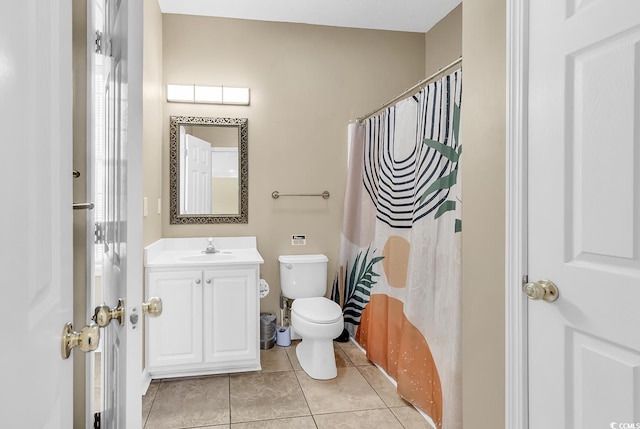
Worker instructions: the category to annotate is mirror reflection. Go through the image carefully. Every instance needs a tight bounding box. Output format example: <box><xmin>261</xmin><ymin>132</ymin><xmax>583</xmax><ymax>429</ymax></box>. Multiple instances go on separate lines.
<box><xmin>169</xmin><ymin>116</ymin><xmax>248</xmax><ymax>224</ymax></box>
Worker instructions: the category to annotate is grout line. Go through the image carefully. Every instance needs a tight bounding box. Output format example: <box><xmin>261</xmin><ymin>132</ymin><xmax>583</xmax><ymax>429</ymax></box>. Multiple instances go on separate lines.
<box><xmin>292</xmin><ymin>369</ymin><xmax>314</xmax><ymax>418</ymax></box>
<box><xmin>355</xmin><ymin>365</ymin><xmax>390</xmax><ymax>408</ymax></box>
<box><xmin>310</xmin><ymin>404</ymin><xmax>392</xmax><ymax>417</ymax></box>
<box><xmin>142</xmin><ymin>379</ymin><xmax>161</xmax><ymax>429</ymax></box>
<box><xmin>227</xmin><ymin>374</ymin><xmax>232</xmax><ymax>425</ymax></box>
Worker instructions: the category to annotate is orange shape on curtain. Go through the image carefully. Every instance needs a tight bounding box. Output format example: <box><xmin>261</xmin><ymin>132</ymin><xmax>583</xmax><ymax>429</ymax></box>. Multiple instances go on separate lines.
<box><xmin>382</xmin><ymin>236</ymin><xmax>410</xmax><ymax>288</ymax></box>
<box><xmin>356</xmin><ymin>294</ymin><xmax>443</xmax><ymax>429</ymax></box>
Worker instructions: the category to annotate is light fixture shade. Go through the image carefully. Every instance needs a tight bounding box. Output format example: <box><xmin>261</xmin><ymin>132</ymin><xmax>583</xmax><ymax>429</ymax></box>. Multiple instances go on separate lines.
<box><xmin>167</xmin><ymin>84</ymin><xmax>250</xmax><ymax>105</ymax></box>
<box><xmin>195</xmin><ymin>85</ymin><xmax>222</xmax><ymax>103</ymax></box>
<box><xmin>222</xmin><ymin>87</ymin><xmax>250</xmax><ymax>105</ymax></box>
<box><xmin>166</xmin><ymin>84</ymin><xmax>194</xmax><ymax>102</ymax></box>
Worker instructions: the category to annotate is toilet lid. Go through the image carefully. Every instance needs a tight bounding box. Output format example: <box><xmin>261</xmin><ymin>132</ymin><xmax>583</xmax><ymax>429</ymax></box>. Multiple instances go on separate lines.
<box><xmin>292</xmin><ymin>297</ymin><xmax>343</xmax><ymax>324</ymax></box>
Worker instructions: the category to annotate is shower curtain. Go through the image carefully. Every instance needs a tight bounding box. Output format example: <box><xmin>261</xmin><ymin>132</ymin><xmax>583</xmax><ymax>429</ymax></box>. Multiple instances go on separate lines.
<box><xmin>332</xmin><ymin>70</ymin><xmax>462</xmax><ymax>429</ymax></box>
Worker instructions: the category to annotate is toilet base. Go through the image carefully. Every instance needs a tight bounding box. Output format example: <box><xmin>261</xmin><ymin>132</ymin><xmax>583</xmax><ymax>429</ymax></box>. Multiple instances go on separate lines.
<box><xmin>296</xmin><ymin>337</ymin><xmax>337</xmax><ymax>380</ymax></box>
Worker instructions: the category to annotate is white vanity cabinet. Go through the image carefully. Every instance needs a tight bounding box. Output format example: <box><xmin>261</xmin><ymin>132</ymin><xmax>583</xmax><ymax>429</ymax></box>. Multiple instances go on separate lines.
<box><xmin>144</xmin><ymin>237</ymin><xmax>264</xmax><ymax>379</ymax></box>
<box><xmin>147</xmin><ymin>270</ymin><xmax>204</xmax><ymax>369</ymax></box>
<box><xmin>202</xmin><ymin>268</ymin><xmax>258</xmax><ymax>367</ymax></box>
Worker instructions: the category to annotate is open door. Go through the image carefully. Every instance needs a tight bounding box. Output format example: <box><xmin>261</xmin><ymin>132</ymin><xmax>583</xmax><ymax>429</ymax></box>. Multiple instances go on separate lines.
<box><xmin>95</xmin><ymin>0</ymin><xmax>145</xmax><ymax>427</ymax></box>
<box><xmin>0</xmin><ymin>1</ymin><xmax>74</xmax><ymax>427</ymax></box>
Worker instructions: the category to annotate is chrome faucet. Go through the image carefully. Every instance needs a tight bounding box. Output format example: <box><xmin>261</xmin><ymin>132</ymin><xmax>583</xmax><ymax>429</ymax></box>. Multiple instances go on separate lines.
<box><xmin>203</xmin><ymin>237</ymin><xmax>218</xmax><ymax>254</ymax></box>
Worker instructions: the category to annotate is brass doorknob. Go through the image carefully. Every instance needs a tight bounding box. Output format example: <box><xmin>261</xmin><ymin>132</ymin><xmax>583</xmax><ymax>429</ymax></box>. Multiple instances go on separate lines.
<box><xmin>61</xmin><ymin>322</ymin><xmax>100</xmax><ymax>359</ymax></box>
<box><xmin>93</xmin><ymin>299</ymin><xmax>125</xmax><ymax>327</ymax></box>
<box><xmin>142</xmin><ymin>297</ymin><xmax>163</xmax><ymax>317</ymax></box>
<box><xmin>524</xmin><ymin>279</ymin><xmax>559</xmax><ymax>302</ymax></box>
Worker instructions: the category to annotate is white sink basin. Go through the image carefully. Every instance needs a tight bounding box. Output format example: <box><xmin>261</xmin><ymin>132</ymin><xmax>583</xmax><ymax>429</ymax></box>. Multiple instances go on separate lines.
<box><xmin>144</xmin><ymin>237</ymin><xmax>264</xmax><ymax>267</ymax></box>
<box><xmin>180</xmin><ymin>253</ymin><xmax>236</xmax><ymax>262</ymax></box>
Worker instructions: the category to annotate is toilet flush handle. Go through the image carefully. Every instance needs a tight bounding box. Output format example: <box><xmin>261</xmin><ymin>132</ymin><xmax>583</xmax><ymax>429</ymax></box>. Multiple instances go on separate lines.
<box><xmin>284</xmin><ymin>263</ymin><xmax>293</xmax><ymax>269</ymax></box>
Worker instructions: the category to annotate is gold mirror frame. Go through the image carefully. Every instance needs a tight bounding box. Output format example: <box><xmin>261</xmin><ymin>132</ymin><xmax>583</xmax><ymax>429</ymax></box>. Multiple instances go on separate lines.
<box><xmin>169</xmin><ymin>116</ymin><xmax>248</xmax><ymax>224</ymax></box>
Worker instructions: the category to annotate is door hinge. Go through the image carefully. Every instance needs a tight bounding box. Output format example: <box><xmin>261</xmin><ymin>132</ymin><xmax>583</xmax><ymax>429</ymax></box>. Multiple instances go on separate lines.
<box><xmin>95</xmin><ymin>30</ymin><xmax>103</xmax><ymax>54</ymax></box>
<box><xmin>94</xmin><ymin>221</ymin><xmax>105</xmax><ymax>245</ymax></box>
<box><xmin>93</xmin><ymin>411</ymin><xmax>101</xmax><ymax>428</ymax></box>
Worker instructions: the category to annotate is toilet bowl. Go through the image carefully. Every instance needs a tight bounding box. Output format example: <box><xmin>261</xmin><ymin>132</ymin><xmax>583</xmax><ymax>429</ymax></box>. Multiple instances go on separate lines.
<box><xmin>278</xmin><ymin>254</ymin><xmax>344</xmax><ymax>380</ymax></box>
<box><xmin>291</xmin><ymin>297</ymin><xmax>344</xmax><ymax>379</ymax></box>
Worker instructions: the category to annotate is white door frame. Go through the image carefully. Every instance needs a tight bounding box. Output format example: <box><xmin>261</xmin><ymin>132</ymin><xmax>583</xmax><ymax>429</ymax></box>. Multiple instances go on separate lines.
<box><xmin>505</xmin><ymin>0</ymin><xmax>529</xmax><ymax>428</ymax></box>
<box><xmin>83</xmin><ymin>1</ymin><xmax>98</xmax><ymax>426</ymax></box>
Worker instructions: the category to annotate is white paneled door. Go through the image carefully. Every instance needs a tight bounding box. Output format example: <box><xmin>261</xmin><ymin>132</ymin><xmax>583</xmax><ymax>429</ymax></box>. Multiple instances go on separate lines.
<box><xmin>99</xmin><ymin>0</ymin><xmax>144</xmax><ymax>427</ymax></box>
<box><xmin>0</xmin><ymin>1</ymin><xmax>73</xmax><ymax>427</ymax></box>
<box><xmin>528</xmin><ymin>0</ymin><xmax>640</xmax><ymax>428</ymax></box>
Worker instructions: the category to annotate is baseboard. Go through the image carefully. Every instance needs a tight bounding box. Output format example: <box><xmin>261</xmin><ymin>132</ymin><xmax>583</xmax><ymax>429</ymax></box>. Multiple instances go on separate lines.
<box><xmin>141</xmin><ymin>368</ymin><xmax>152</xmax><ymax>395</ymax></box>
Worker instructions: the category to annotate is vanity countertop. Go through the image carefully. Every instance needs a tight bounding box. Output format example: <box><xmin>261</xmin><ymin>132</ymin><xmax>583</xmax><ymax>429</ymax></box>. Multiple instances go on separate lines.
<box><xmin>144</xmin><ymin>237</ymin><xmax>264</xmax><ymax>268</ymax></box>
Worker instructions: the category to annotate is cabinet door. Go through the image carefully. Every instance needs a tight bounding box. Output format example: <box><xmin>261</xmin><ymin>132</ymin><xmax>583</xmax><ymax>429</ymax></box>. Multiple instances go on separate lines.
<box><xmin>203</xmin><ymin>268</ymin><xmax>259</xmax><ymax>366</ymax></box>
<box><xmin>147</xmin><ymin>270</ymin><xmax>203</xmax><ymax>368</ymax></box>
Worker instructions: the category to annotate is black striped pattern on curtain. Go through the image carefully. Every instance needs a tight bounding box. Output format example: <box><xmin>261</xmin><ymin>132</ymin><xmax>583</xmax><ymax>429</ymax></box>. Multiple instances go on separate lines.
<box><xmin>362</xmin><ymin>70</ymin><xmax>462</xmax><ymax>228</ymax></box>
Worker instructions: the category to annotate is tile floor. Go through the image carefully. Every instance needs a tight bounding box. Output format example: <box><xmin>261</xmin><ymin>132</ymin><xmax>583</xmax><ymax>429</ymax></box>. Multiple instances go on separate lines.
<box><xmin>142</xmin><ymin>339</ymin><xmax>433</xmax><ymax>429</ymax></box>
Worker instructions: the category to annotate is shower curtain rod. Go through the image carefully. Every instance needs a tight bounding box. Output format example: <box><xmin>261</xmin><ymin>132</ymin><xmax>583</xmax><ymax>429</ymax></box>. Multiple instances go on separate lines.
<box><xmin>356</xmin><ymin>56</ymin><xmax>462</xmax><ymax>123</ymax></box>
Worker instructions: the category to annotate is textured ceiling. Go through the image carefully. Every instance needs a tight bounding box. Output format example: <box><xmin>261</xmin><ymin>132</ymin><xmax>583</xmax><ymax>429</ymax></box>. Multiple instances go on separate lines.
<box><xmin>156</xmin><ymin>0</ymin><xmax>461</xmax><ymax>33</ymax></box>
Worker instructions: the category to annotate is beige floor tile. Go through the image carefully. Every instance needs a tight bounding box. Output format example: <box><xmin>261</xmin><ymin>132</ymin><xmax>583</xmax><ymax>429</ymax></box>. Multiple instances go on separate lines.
<box><xmin>230</xmin><ymin>416</ymin><xmax>317</xmax><ymax>428</ymax></box>
<box><xmin>335</xmin><ymin>340</ymin><xmax>372</xmax><ymax>366</ymax></box>
<box><xmin>140</xmin><ymin>340</ymin><xmax>420</xmax><ymax>428</ymax></box>
<box><xmin>314</xmin><ymin>408</ymin><xmax>404</xmax><ymax>429</ymax></box>
<box><xmin>259</xmin><ymin>345</ymin><xmax>293</xmax><ymax>372</ymax></box>
<box><xmin>390</xmin><ymin>406</ymin><xmax>435</xmax><ymax>429</ymax></box>
<box><xmin>295</xmin><ymin>367</ymin><xmax>385</xmax><ymax>414</ymax></box>
<box><xmin>142</xmin><ymin>380</ymin><xmax>160</xmax><ymax>423</ymax></box>
<box><xmin>335</xmin><ymin>347</ymin><xmax>353</xmax><ymax>368</ymax></box>
<box><xmin>229</xmin><ymin>371</ymin><xmax>310</xmax><ymax>423</ymax></box>
<box><xmin>284</xmin><ymin>341</ymin><xmax>302</xmax><ymax>370</ymax></box>
<box><xmin>145</xmin><ymin>376</ymin><xmax>230</xmax><ymax>429</ymax></box>
<box><xmin>357</xmin><ymin>365</ymin><xmax>410</xmax><ymax>408</ymax></box>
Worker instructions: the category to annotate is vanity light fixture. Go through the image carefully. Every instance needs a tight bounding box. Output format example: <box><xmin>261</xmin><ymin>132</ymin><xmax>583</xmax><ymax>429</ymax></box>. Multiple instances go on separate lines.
<box><xmin>166</xmin><ymin>84</ymin><xmax>250</xmax><ymax>105</ymax></box>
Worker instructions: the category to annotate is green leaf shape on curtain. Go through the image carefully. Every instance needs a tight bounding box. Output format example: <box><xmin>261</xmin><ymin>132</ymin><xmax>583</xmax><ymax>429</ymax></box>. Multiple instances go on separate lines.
<box><xmin>434</xmin><ymin>200</ymin><xmax>456</xmax><ymax>219</ymax></box>
<box><xmin>423</xmin><ymin>138</ymin><xmax>460</xmax><ymax>163</ymax></box>
<box><xmin>418</xmin><ymin>102</ymin><xmax>463</xmax><ymax>233</ymax></box>
<box><xmin>342</xmin><ymin>247</ymin><xmax>384</xmax><ymax>327</ymax></box>
<box><xmin>418</xmin><ymin>170</ymin><xmax>458</xmax><ymax>203</ymax></box>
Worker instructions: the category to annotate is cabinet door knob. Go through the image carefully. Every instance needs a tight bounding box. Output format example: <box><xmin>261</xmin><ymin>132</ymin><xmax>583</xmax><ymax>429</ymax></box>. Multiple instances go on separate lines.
<box><xmin>206</xmin><ymin>278</ymin><xmax>211</xmax><ymax>284</ymax></box>
<box><xmin>142</xmin><ymin>297</ymin><xmax>163</xmax><ymax>317</ymax></box>
<box><xmin>195</xmin><ymin>278</ymin><xmax>201</xmax><ymax>284</ymax></box>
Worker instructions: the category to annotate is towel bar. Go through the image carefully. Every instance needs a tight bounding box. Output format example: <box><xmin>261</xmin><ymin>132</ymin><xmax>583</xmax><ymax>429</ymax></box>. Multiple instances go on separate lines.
<box><xmin>271</xmin><ymin>191</ymin><xmax>330</xmax><ymax>199</ymax></box>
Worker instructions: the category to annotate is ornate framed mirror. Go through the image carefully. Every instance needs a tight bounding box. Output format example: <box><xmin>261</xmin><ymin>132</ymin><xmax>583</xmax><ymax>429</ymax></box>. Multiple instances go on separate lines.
<box><xmin>169</xmin><ymin>116</ymin><xmax>248</xmax><ymax>224</ymax></box>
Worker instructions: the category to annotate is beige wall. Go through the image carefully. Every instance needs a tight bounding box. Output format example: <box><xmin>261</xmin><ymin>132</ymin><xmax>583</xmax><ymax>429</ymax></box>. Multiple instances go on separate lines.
<box><xmin>425</xmin><ymin>4</ymin><xmax>462</xmax><ymax>76</ymax></box>
<box><xmin>143</xmin><ymin>0</ymin><xmax>164</xmax><ymax>247</ymax></box>
<box><xmin>161</xmin><ymin>15</ymin><xmax>426</xmax><ymax>316</ymax></box>
<box><xmin>461</xmin><ymin>0</ymin><xmax>507</xmax><ymax>428</ymax></box>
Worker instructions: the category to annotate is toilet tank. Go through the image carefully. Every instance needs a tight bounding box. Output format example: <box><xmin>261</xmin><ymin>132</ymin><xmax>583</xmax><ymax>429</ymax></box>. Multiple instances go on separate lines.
<box><xmin>279</xmin><ymin>254</ymin><xmax>328</xmax><ymax>299</ymax></box>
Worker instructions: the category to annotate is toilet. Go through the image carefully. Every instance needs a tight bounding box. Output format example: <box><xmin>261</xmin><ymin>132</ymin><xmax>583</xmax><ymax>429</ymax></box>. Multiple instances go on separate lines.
<box><xmin>279</xmin><ymin>254</ymin><xmax>344</xmax><ymax>380</ymax></box>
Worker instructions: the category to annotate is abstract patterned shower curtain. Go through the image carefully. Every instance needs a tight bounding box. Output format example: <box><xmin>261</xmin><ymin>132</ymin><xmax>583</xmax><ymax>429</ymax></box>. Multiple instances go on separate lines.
<box><xmin>332</xmin><ymin>70</ymin><xmax>462</xmax><ymax>429</ymax></box>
